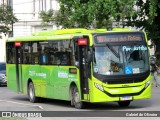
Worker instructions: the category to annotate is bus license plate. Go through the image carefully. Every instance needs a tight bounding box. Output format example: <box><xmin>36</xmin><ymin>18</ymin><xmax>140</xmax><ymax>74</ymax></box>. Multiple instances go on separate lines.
<box><xmin>120</xmin><ymin>96</ymin><xmax>132</xmax><ymax>101</ymax></box>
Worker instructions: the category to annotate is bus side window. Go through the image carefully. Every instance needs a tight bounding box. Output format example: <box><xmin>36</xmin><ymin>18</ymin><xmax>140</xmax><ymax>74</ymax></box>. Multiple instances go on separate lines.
<box><xmin>6</xmin><ymin>43</ymin><xmax>15</xmax><ymax>64</ymax></box>
<box><xmin>41</xmin><ymin>46</ymin><xmax>48</xmax><ymax>64</ymax></box>
<box><xmin>32</xmin><ymin>42</ymin><xmax>39</xmax><ymax>64</ymax></box>
<box><xmin>49</xmin><ymin>54</ymin><xmax>55</xmax><ymax>64</ymax></box>
<box><xmin>39</xmin><ymin>41</ymin><xmax>49</xmax><ymax>65</ymax></box>
<box><xmin>23</xmin><ymin>42</ymin><xmax>31</xmax><ymax>64</ymax></box>
<box><xmin>59</xmin><ymin>52</ymin><xmax>71</xmax><ymax>65</ymax></box>
<box><xmin>39</xmin><ymin>40</ymin><xmax>72</xmax><ymax>66</ymax></box>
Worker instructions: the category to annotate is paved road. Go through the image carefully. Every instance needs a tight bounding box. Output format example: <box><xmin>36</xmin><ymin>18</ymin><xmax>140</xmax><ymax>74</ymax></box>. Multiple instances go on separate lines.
<box><xmin>0</xmin><ymin>86</ymin><xmax>159</xmax><ymax>111</ymax></box>
<box><xmin>0</xmin><ymin>85</ymin><xmax>160</xmax><ymax>120</ymax></box>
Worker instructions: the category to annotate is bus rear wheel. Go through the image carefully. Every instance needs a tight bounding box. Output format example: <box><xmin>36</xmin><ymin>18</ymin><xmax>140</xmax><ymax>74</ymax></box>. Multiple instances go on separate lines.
<box><xmin>72</xmin><ymin>87</ymin><xmax>85</xmax><ymax>109</ymax></box>
<box><xmin>28</xmin><ymin>82</ymin><xmax>38</xmax><ymax>103</ymax></box>
<box><xmin>118</xmin><ymin>101</ymin><xmax>130</xmax><ymax>107</ymax></box>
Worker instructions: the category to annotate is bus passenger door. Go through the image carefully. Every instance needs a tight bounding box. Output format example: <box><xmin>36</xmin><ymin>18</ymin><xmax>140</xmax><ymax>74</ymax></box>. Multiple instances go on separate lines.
<box><xmin>15</xmin><ymin>42</ymin><xmax>23</xmax><ymax>93</ymax></box>
<box><xmin>74</xmin><ymin>37</ymin><xmax>90</xmax><ymax>101</ymax></box>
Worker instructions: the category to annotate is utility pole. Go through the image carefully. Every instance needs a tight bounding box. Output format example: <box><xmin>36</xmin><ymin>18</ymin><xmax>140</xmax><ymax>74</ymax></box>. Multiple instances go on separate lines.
<box><xmin>8</xmin><ymin>0</ymin><xmax>13</xmax><ymax>37</ymax></box>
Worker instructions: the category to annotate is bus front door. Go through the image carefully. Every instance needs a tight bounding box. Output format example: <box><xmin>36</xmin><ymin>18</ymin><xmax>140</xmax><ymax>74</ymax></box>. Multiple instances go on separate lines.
<box><xmin>74</xmin><ymin>37</ymin><xmax>90</xmax><ymax>101</ymax></box>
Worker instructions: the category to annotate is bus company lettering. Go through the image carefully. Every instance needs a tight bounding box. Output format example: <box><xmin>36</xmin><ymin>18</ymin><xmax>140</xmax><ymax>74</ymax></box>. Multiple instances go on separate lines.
<box><xmin>29</xmin><ymin>71</ymin><xmax>46</xmax><ymax>78</ymax></box>
<box><xmin>36</xmin><ymin>73</ymin><xmax>46</xmax><ymax>78</ymax></box>
<box><xmin>68</xmin><ymin>74</ymin><xmax>76</xmax><ymax>78</ymax></box>
<box><xmin>29</xmin><ymin>71</ymin><xmax>36</xmax><ymax>76</ymax></box>
<box><xmin>68</xmin><ymin>74</ymin><xmax>77</xmax><ymax>81</ymax></box>
<box><xmin>58</xmin><ymin>71</ymin><xmax>68</xmax><ymax>78</ymax></box>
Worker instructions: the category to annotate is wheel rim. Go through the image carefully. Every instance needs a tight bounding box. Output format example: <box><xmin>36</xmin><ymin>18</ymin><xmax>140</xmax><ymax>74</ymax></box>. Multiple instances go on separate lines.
<box><xmin>74</xmin><ymin>92</ymin><xmax>80</xmax><ymax>104</ymax></box>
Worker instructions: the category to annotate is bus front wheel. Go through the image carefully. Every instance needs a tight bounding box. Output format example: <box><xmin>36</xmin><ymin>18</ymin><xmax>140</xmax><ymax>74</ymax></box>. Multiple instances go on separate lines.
<box><xmin>118</xmin><ymin>101</ymin><xmax>130</xmax><ymax>107</ymax></box>
<box><xmin>28</xmin><ymin>82</ymin><xmax>38</xmax><ymax>103</ymax></box>
<box><xmin>72</xmin><ymin>87</ymin><xmax>85</xmax><ymax>109</ymax></box>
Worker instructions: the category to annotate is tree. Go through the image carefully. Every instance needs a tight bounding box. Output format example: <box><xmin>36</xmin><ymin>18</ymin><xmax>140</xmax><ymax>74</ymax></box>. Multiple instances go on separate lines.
<box><xmin>115</xmin><ymin>0</ymin><xmax>137</xmax><ymax>28</ymax></box>
<box><xmin>0</xmin><ymin>4</ymin><xmax>18</xmax><ymax>37</ymax></box>
<box><xmin>126</xmin><ymin>0</ymin><xmax>160</xmax><ymax>64</ymax></box>
<box><xmin>40</xmin><ymin>0</ymin><xmax>136</xmax><ymax>29</ymax></box>
<box><xmin>39</xmin><ymin>9</ymin><xmax>55</xmax><ymax>29</ymax></box>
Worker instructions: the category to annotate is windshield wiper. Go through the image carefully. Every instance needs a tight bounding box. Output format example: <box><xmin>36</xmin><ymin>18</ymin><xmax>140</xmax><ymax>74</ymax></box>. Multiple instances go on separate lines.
<box><xmin>106</xmin><ymin>43</ymin><xmax>120</xmax><ymax>58</ymax></box>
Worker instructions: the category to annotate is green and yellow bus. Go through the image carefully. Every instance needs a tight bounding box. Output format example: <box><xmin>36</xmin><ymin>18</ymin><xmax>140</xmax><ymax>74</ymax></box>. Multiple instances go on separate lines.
<box><xmin>6</xmin><ymin>28</ymin><xmax>151</xmax><ymax>109</ymax></box>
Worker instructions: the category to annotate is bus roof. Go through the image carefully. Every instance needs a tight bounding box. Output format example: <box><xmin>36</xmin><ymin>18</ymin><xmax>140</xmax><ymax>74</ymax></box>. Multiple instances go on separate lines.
<box><xmin>7</xmin><ymin>28</ymin><xmax>138</xmax><ymax>42</ymax></box>
<box><xmin>32</xmin><ymin>28</ymin><xmax>107</xmax><ymax>36</ymax></box>
<box><xmin>7</xmin><ymin>34</ymin><xmax>75</xmax><ymax>42</ymax></box>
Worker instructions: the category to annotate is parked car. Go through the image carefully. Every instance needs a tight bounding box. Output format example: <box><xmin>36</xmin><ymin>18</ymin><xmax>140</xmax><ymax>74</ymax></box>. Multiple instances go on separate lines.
<box><xmin>0</xmin><ymin>62</ymin><xmax>6</xmax><ymax>86</ymax></box>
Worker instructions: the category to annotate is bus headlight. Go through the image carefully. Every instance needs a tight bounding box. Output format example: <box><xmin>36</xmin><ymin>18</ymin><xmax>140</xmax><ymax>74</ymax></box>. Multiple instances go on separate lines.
<box><xmin>94</xmin><ymin>83</ymin><xmax>104</xmax><ymax>92</ymax></box>
<box><xmin>145</xmin><ymin>80</ymin><xmax>151</xmax><ymax>88</ymax></box>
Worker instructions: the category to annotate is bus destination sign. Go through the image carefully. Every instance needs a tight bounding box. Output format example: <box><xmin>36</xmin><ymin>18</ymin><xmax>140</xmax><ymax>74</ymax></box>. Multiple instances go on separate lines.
<box><xmin>95</xmin><ymin>33</ymin><xmax>143</xmax><ymax>43</ymax></box>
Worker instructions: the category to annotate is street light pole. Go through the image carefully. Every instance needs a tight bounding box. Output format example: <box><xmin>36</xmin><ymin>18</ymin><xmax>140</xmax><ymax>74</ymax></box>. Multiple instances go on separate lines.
<box><xmin>8</xmin><ymin>0</ymin><xmax>13</xmax><ymax>37</ymax></box>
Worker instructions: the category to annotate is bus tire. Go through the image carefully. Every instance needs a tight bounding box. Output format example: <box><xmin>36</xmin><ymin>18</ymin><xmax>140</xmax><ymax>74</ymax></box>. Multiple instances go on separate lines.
<box><xmin>28</xmin><ymin>82</ymin><xmax>38</xmax><ymax>103</ymax></box>
<box><xmin>73</xmin><ymin>87</ymin><xmax>85</xmax><ymax>109</ymax></box>
<box><xmin>70</xmin><ymin>86</ymin><xmax>74</xmax><ymax>106</ymax></box>
<box><xmin>118</xmin><ymin>101</ymin><xmax>130</xmax><ymax>107</ymax></box>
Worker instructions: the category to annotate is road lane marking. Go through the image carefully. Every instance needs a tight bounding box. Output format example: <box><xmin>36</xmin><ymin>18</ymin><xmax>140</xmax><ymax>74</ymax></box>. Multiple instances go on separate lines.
<box><xmin>0</xmin><ymin>99</ymin><xmax>44</xmax><ymax>110</ymax></box>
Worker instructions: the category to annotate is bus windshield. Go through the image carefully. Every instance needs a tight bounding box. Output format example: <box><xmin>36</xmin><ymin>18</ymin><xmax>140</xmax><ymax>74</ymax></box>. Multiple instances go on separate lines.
<box><xmin>93</xmin><ymin>44</ymin><xmax>149</xmax><ymax>75</ymax></box>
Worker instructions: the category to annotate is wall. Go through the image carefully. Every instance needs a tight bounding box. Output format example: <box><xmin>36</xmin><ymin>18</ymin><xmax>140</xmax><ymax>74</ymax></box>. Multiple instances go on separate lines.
<box><xmin>12</xmin><ymin>0</ymin><xmax>59</xmax><ymax>37</ymax></box>
<box><xmin>0</xmin><ymin>34</ymin><xmax>6</xmax><ymax>62</ymax></box>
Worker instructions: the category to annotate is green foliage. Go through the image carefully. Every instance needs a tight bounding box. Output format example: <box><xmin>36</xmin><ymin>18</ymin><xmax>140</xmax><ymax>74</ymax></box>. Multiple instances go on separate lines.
<box><xmin>126</xmin><ymin>0</ymin><xmax>160</xmax><ymax>46</ymax></box>
<box><xmin>125</xmin><ymin>0</ymin><xmax>160</xmax><ymax>63</ymax></box>
<box><xmin>39</xmin><ymin>9</ymin><xmax>54</xmax><ymax>28</ymax></box>
<box><xmin>0</xmin><ymin>4</ymin><xmax>18</xmax><ymax>36</ymax></box>
<box><xmin>115</xmin><ymin>0</ymin><xmax>137</xmax><ymax>27</ymax></box>
<box><xmin>149</xmin><ymin>0</ymin><xmax>158</xmax><ymax>23</ymax></box>
<box><xmin>39</xmin><ymin>0</ymin><xmax>136</xmax><ymax>29</ymax></box>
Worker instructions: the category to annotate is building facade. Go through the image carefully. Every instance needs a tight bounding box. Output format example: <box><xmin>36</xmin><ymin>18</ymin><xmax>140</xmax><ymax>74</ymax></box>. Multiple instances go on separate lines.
<box><xmin>13</xmin><ymin>0</ymin><xmax>59</xmax><ymax>37</ymax></box>
<box><xmin>0</xmin><ymin>0</ymin><xmax>59</xmax><ymax>62</ymax></box>
<box><xmin>0</xmin><ymin>0</ymin><xmax>12</xmax><ymax>62</ymax></box>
